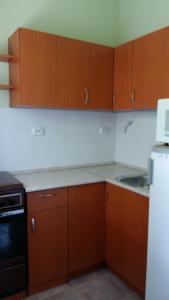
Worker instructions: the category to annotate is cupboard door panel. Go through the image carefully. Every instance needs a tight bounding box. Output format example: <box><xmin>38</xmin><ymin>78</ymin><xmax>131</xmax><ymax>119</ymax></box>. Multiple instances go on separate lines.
<box><xmin>20</xmin><ymin>28</ymin><xmax>59</xmax><ymax>107</ymax></box>
<box><xmin>133</xmin><ymin>29</ymin><xmax>164</xmax><ymax>109</ymax></box>
<box><xmin>114</xmin><ymin>42</ymin><xmax>133</xmax><ymax>110</ymax></box>
<box><xmin>69</xmin><ymin>183</ymin><xmax>105</xmax><ymax>273</ymax></box>
<box><xmin>106</xmin><ymin>184</ymin><xmax>148</xmax><ymax>295</ymax></box>
<box><xmin>160</xmin><ymin>27</ymin><xmax>169</xmax><ymax>98</ymax></box>
<box><xmin>90</xmin><ymin>44</ymin><xmax>114</xmax><ymax>110</ymax></box>
<box><xmin>55</xmin><ymin>37</ymin><xmax>90</xmax><ymax>108</ymax></box>
<box><xmin>27</xmin><ymin>189</ymin><xmax>68</xmax><ymax>291</ymax></box>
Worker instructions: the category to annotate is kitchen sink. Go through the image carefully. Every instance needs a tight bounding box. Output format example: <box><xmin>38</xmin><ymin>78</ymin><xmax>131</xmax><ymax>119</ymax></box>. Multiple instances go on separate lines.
<box><xmin>115</xmin><ymin>174</ymin><xmax>149</xmax><ymax>188</ymax></box>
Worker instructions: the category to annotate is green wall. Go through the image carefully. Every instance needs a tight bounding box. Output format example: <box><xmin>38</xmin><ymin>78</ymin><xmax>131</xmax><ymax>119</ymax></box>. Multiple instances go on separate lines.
<box><xmin>116</xmin><ymin>0</ymin><xmax>169</xmax><ymax>45</ymax></box>
<box><xmin>0</xmin><ymin>0</ymin><xmax>117</xmax><ymax>52</ymax></box>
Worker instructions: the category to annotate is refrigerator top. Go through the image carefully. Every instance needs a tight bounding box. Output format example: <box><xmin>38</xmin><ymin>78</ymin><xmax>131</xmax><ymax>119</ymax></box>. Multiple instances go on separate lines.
<box><xmin>152</xmin><ymin>144</ymin><xmax>169</xmax><ymax>153</ymax></box>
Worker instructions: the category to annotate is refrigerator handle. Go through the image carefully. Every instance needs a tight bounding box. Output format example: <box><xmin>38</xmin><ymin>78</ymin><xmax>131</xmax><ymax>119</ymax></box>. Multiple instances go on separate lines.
<box><xmin>147</xmin><ymin>158</ymin><xmax>154</xmax><ymax>185</ymax></box>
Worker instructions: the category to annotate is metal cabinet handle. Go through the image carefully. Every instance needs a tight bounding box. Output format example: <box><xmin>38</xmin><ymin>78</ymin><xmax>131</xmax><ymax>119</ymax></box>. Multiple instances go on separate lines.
<box><xmin>31</xmin><ymin>218</ymin><xmax>36</xmax><ymax>233</ymax></box>
<box><xmin>131</xmin><ymin>89</ymin><xmax>135</xmax><ymax>104</ymax></box>
<box><xmin>113</xmin><ymin>91</ymin><xmax>116</xmax><ymax>106</ymax></box>
<box><xmin>39</xmin><ymin>193</ymin><xmax>56</xmax><ymax>198</ymax></box>
<box><xmin>84</xmin><ymin>88</ymin><xmax>89</xmax><ymax>105</ymax></box>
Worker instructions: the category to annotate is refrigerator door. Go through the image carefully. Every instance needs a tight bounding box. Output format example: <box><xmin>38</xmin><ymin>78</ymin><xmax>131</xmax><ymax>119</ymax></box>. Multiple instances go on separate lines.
<box><xmin>146</xmin><ymin>150</ymin><xmax>169</xmax><ymax>300</ymax></box>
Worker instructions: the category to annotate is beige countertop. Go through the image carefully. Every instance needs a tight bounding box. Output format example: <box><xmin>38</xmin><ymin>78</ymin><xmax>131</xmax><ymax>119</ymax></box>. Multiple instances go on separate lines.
<box><xmin>14</xmin><ymin>162</ymin><xmax>149</xmax><ymax>197</ymax></box>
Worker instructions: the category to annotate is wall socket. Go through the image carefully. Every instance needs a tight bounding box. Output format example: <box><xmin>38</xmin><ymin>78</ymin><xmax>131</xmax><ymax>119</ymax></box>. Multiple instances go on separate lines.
<box><xmin>31</xmin><ymin>127</ymin><xmax>45</xmax><ymax>136</ymax></box>
<box><xmin>99</xmin><ymin>127</ymin><xmax>110</xmax><ymax>134</ymax></box>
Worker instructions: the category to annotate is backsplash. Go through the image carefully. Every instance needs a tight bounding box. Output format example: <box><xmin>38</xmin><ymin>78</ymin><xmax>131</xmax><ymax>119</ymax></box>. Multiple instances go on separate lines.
<box><xmin>115</xmin><ymin>111</ymin><xmax>157</xmax><ymax>169</ymax></box>
<box><xmin>0</xmin><ymin>108</ymin><xmax>115</xmax><ymax>171</ymax></box>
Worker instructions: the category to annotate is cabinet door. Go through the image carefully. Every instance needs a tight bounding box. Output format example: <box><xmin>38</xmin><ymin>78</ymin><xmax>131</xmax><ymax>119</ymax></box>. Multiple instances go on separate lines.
<box><xmin>106</xmin><ymin>184</ymin><xmax>149</xmax><ymax>295</ymax></box>
<box><xmin>11</xmin><ymin>28</ymin><xmax>90</xmax><ymax>108</ymax></box>
<box><xmin>19</xmin><ymin>28</ymin><xmax>59</xmax><ymax>107</ymax></box>
<box><xmin>114</xmin><ymin>42</ymin><xmax>133</xmax><ymax>110</ymax></box>
<box><xmin>27</xmin><ymin>189</ymin><xmax>68</xmax><ymax>293</ymax></box>
<box><xmin>133</xmin><ymin>29</ymin><xmax>164</xmax><ymax>109</ymax></box>
<box><xmin>160</xmin><ymin>27</ymin><xmax>169</xmax><ymax>98</ymax></box>
<box><xmin>89</xmin><ymin>44</ymin><xmax>114</xmax><ymax>110</ymax></box>
<box><xmin>69</xmin><ymin>183</ymin><xmax>105</xmax><ymax>273</ymax></box>
<box><xmin>55</xmin><ymin>36</ymin><xmax>90</xmax><ymax>109</ymax></box>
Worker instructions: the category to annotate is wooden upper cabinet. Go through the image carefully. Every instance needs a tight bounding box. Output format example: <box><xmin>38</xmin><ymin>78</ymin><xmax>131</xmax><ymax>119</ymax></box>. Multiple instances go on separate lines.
<box><xmin>132</xmin><ymin>29</ymin><xmax>164</xmax><ymax>109</ymax></box>
<box><xmin>9</xmin><ymin>28</ymin><xmax>58</xmax><ymax>107</ymax></box>
<box><xmin>9</xmin><ymin>28</ymin><xmax>90</xmax><ymax>108</ymax></box>
<box><xmin>89</xmin><ymin>44</ymin><xmax>114</xmax><ymax>110</ymax></box>
<box><xmin>160</xmin><ymin>27</ymin><xmax>169</xmax><ymax>98</ymax></box>
<box><xmin>114</xmin><ymin>41</ymin><xmax>133</xmax><ymax>110</ymax></box>
<box><xmin>56</xmin><ymin>37</ymin><xmax>90</xmax><ymax>109</ymax></box>
<box><xmin>9</xmin><ymin>28</ymin><xmax>114</xmax><ymax>110</ymax></box>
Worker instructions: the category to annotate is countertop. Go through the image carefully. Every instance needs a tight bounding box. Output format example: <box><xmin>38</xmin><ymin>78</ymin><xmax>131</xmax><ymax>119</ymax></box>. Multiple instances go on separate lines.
<box><xmin>14</xmin><ymin>162</ymin><xmax>149</xmax><ymax>197</ymax></box>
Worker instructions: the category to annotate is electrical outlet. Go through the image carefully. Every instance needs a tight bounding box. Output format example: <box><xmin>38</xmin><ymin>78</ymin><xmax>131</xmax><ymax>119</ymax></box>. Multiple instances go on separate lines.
<box><xmin>99</xmin><ymin>127</ymin><xmax>110</xmax><ymax>134</ymax></box>
<box><xmin>31</xmin><ymin>127</ymin><xmax>45</xmax><ymax>136</ymax></box>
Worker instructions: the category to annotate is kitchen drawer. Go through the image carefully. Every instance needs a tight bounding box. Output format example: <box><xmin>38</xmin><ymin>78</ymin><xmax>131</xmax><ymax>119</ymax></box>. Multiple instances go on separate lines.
<box><xmin>27</xmin><ymin>188</ymin><xmax>67</xmax><ymax>213</ymax></box>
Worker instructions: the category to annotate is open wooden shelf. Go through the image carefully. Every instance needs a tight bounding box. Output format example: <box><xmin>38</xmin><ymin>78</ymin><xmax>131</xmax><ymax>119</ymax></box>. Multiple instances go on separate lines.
<box><xmin>0</xmin><ymin>54</ymin><xmax>14</xmax><ymax>62</ymax></box>
<box><xmin>0</xmin><ymin>84</ymin><xmax>14</xmax><ymax>90</ymax></box>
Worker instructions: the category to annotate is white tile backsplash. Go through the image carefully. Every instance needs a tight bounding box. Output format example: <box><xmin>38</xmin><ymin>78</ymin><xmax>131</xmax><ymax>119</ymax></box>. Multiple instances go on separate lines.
<box><xmin>0</xmin><ymin>108</ymin><xmax>116</xmax><ymax>171</ymax></box>
<box><xmin>115</xmin><ymin>110</ymin><xmax>157</xmax><ymax>169</ymax></box>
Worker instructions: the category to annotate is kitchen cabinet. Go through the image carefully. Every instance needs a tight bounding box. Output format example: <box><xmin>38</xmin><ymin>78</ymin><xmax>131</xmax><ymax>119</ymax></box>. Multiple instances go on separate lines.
<box><xmin>160</xmin><ymin>27</ymin><xmax>169</xmax><ymax>98</ymax></box>
<box><xmin>113</xmin><ymin>41</ymin><xmax>133</xmax><ymax>110</ymax></box>
<box><xmin>68</xmin><ymin>183</ymin><xmax>105</xmax><ymax>273</ymax></box>
<box><xmin>27</xmin><ymin>188</ymin><xmax>68</xmax><ymax>294</ymax></box>
<box><xmin>89</xmin><ymin>44</ymin><xmax>114</xmax><ymax>110</ymax></box>
<box><xmin>105</xmin><ymin>183</ymin><xmax>149</xmax><ymax>295</ymax></box>
<box><xmin>114</xmin><ymin>27</ymin><xmax>167</xmax><ymax>110</ymax></box>
<box><xmin>8</xmin><ymin>28</ymin><xmax>114</xmax><ymax>110</ymax></box>
<box><xmin>132</xmin><ymin>29</ymin><xmax>164</xmax><ymax>109</ymax></box>
<box><xmin>9</xmin><ymin>28</ymin><xmax>90</xmax><ymax>108</ymax></box>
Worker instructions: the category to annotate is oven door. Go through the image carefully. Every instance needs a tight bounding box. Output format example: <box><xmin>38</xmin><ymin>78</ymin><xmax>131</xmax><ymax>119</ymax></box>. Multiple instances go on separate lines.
<box><xmin>0</xmin><ymin>209</ymin><xmax>27</xmax><ymax>297</ymax></box>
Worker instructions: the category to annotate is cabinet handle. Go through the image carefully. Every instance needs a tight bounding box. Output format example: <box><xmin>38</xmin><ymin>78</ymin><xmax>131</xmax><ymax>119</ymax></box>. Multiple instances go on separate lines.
<box><xmin>131</xmin><ymin>89</ymin><xmax>135</xmax><ymax>104</ymax></box>
<box><xmin>39</xmin><ymin>193</ymin><xmax>56</xmax><ymax>198</ymax></box>
<box><xmin>113</xmin><ymin>91</ymin><xmax>116</xmax><ymax>106</ymax></box>
<box><xmin>31</xmin><ymin>218</ymin><xmax>36</xmax><ymax>233</ymax></box>
<box><xmin>84</xmin><ymin>88</ymin><xmax>89</xmax><ymax>105</ymax></box>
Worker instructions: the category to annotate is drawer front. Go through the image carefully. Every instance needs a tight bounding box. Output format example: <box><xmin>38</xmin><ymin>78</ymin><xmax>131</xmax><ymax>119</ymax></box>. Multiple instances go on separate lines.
<box><xmin>27</xmin><ymin>188</ymin><xmax>67</xmax><ymax>212</ymax></box>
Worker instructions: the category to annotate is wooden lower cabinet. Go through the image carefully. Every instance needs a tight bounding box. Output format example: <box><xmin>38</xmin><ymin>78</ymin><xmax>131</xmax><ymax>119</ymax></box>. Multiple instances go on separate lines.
<box><xmin>68</xmin><ymin>183</ymin><xmax>105</xmax><ymax>273</ymax></box>
<box><xmin>27</xmin><ymin>181</ymin><xmax>148</xmax><ymax>296</ymax></box>
<box><xmin>105</xmin><ymin>183</ymin><xmax>149</xmax><ymax>296</ymax></box>
<box><xmin>27</xmin><ymin>188</ymin><xmax>68</xmax><ymax>294</ymax></box>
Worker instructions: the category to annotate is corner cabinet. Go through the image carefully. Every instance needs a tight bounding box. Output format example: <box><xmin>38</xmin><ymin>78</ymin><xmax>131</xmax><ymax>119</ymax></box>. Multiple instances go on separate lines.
<box><xmin>105</xmin><ymin>183</ymin><xmax>149</xmax><ymax>296</ymax></box>
<box><xmin>114</xmin><ymin>26</ymin><xmax>169</xmax><ymax>110</ymax></box>
<box><xmin>9</xmin><ymin>28</ymin><xmax>114</xmax><ymax>110</ymax></box>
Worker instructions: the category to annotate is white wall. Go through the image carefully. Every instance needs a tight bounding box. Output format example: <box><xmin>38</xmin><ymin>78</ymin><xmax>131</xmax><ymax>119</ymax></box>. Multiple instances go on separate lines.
<box><xmin>0</xmin><ymin>62</ymin><xmax>9</xmax><ymax>107</ymax></box>
<box><xmin>115</xmin><ymin>111</ymin><xmax>157</xmax><ymax>169</ymax></box>
<box><xmin>0</xmin><ymin>108</ymin><xmax>115</xmax><ymax>172</ymax></box>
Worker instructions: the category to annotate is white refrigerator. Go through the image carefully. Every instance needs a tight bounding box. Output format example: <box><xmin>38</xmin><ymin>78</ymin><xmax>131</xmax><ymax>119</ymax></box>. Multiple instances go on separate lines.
<box><xmin>146</xmin><ymin>145</ymin><xmax>169</xmax><ymax>300</ymax></box>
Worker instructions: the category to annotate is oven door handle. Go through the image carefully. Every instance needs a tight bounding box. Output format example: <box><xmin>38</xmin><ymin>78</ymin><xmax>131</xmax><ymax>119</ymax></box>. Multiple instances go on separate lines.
<box><xmin>0</xmin><ymin>209</ymin><xmax>24</xmax><ymax>218</ymax></box>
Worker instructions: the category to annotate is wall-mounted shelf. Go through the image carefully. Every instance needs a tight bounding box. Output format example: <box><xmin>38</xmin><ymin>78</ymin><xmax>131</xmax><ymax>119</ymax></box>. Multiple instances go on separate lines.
<box><xmin>0</xmin><ymin>54</ymin><xmax>14</xmax><ymax>62</ymax></box>
<box><xmin>0</xmin><ymin>84</ymin><xmax>14</xmax><ymax>90</ymax></box>
<box><xmin>0</xmin><ymin>54</ymin><xmax>15</xmax><ymax>91</ymax></box>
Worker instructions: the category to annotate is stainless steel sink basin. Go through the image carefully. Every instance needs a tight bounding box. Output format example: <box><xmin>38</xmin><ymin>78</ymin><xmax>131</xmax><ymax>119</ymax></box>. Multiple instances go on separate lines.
<box><xmin>115</xmin><ymin>174</ymin><xmax>149</xmax><ymax>188</ymax></box>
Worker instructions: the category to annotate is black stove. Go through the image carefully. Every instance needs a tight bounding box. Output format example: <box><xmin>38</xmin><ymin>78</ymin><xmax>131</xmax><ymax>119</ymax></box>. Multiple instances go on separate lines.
<box><xmin>0</xmin><ymin>172</ymin><xmax>27</xmax><ymax>298</ymax></box>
